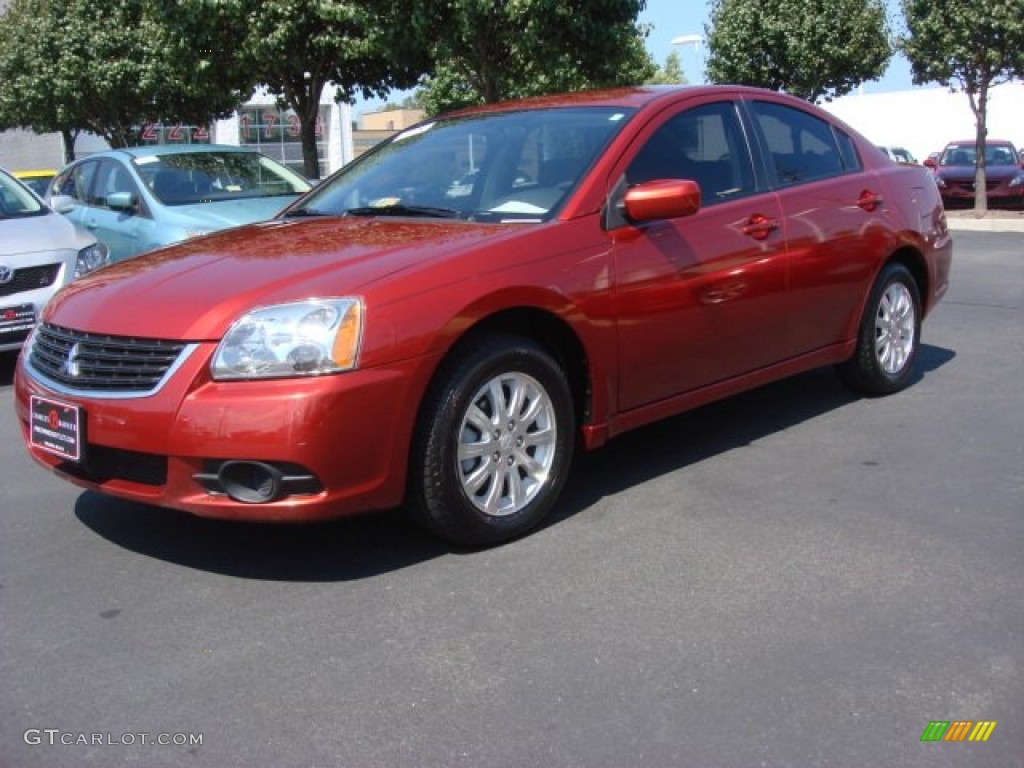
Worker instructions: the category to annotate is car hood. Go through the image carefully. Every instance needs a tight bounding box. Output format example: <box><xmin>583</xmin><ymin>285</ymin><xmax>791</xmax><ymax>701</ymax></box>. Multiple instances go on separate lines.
<box><xmin>1</xmin><ymin>212</ymin><xmax>92</xmax><ymax>257</ymax></box>
<box><xmin>160</xmin><ymin>196</ymin><xmax>299</xmax><ymax>229</ymax></box>
<box><xmin>44</xmin><ymin>216</ymin><xmax>525</xmax><ymax>340</ymax></box>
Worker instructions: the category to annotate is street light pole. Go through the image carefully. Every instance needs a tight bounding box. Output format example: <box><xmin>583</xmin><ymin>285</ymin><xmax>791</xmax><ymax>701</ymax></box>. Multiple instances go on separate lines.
<box><xmin>671</xmin><ymin>34</ymin><xmax>705</xmax><ymax>84</ymax></box>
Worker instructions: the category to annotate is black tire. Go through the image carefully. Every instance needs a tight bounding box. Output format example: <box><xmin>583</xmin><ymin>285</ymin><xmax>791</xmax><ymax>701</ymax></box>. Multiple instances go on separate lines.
<box><xmin>408</xmin><ymin>334</ymin><xmax>575</xmax><ymax>547</ymax></box>
<box><xmin>838</xmin><ymin>262</ymin><xmax>922</xmax><ymax>396</ymax></box>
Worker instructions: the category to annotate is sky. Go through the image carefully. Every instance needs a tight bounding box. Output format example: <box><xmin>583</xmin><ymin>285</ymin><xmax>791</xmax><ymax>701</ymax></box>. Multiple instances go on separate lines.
<box><xmin>639</xmin><ymin>0</ymin><xmax>915</xmax><ymax>92</ymax></box>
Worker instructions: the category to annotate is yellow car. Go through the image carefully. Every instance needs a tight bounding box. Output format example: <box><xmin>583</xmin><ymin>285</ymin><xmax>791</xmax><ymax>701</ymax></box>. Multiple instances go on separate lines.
<box><xmin>12</xmin><ymin>169</ymin><xmax>58</xmax><ymax>198</ymax></box>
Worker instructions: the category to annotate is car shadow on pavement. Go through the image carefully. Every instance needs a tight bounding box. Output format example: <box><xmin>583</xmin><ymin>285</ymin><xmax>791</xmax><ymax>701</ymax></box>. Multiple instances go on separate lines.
<box><xmin>72</xmin><ymin>344</ymin><xmax>955</xmax><ymax>581</ymax></box>
<box><xmin>75</xmin><ymin>497</ymin><xmax>451</xmax><ymax>582</ymax></box>
<box><xmin>543</xmin><ymin>343</ymin><xmax>957</xmax><ymax>534</ymax></box>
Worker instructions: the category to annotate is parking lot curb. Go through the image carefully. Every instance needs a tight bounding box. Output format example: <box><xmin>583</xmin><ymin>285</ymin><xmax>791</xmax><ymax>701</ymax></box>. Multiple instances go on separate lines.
<box><xmin>945</xmin><ymin>215</ymin><xmax>1024</xmax><ymax>233</ymax></box>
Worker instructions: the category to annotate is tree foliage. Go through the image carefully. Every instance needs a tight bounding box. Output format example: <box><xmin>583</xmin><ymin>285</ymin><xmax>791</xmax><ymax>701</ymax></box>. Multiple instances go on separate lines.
<box><xmin>0</xmin><ymin>0</ymin><xmax>252</xmax><ymax>156</ymax></box>
<box><xmin>901</xmin><ymin>0</ymin><xmax>1024</xmax><ymax>211</ymax></box>
<box><xmin>704</xmin><ymin>0</ymin><xmax>892</xmax><ymax>101</ymax></box>
<box><xmin>415</xmin><ymin>0</ymin><xmax>655</xmax><ymax>115</ymax></box>
<box><xmin>168</xmin><ymin>0</ymin><xmax>428</xmax><ymax>179</ymax></box>
<box><xmin>645</xmin><ymin>50</ymin><xmax>687</xmax><ymax>85</ymax></box>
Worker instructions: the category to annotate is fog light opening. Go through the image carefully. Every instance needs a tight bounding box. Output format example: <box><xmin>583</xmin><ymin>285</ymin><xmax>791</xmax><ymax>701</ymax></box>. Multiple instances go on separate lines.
<box><xmin>218</xmin><ymin>461</ymin><xmax>285</xmax><ymax>503</ymax></box>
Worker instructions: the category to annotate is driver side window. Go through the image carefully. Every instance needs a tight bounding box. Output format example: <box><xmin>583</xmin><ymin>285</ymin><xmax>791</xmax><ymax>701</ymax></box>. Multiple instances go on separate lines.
<box><xmin>627</xmin><ymin>102</ymin><xmax>755</xmax><ymax>205</ymax></box>
<box><xmin>94</xmin><ymin>161</ymin><xmax>140</xmax><ymax>210</ymax></box>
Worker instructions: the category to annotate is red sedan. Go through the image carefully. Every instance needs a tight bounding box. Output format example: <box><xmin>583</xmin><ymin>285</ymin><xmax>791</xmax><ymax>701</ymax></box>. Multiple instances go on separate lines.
<box><xmin>14</xmin><ymin>86</ymin><xmax>953</xmax><ymax>546</ymax></box>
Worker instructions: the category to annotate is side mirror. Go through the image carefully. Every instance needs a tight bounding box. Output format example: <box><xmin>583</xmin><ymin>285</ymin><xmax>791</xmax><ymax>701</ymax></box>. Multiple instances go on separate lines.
<box><xmin>923</xmin><ymin>157</ymin><xmax>937</xmax><ymax>169</ymax></box>
<box><xmin>622</xmin><ymin>179</ymin><xmax>701</xmax><ymax>223</ymax></box>
<box><xmin>106</xmin><ymin>191</ymin><xmax>137</xmax><ymax>212</ymax></box>
<box><xmin>49</xmin><ymin>194</ymin><xmax>77</xmax><ymax>214</ymax></box>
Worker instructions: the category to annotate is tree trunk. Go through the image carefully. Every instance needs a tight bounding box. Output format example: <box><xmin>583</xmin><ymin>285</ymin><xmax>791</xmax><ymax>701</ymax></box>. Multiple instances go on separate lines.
<box><xmin>61</xmin><ymin>128</ymin><xmax>78</xmax><ymax>164</ymax></box>
<box><xmin>300</xmin><ymin>100</ymin><xmax>321</xmax><ymax>181</ymax></box>
<box><xmin>969</xmin><ymin>85</ymin><xmax>988</xmax><ymax>214</ymax></box>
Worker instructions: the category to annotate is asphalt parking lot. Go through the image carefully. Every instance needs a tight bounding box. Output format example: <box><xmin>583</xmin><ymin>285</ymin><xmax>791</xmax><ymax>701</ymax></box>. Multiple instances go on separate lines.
<box><xmin>1</xmin><ymin>230</ymin><xmax>1022</xmax><ymax>767</ymax></box>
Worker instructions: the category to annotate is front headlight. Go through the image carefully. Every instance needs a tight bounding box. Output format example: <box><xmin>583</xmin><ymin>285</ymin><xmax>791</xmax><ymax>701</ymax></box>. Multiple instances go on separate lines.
<box><xmin>75</xmin><ymin>242</ymin><xmax>109</xmax><ymax>277</ymax></box>
<box><xmin>934</xmin><ymin>175</ymin><xmax>947</xmax><ymax>189</ymax></box>
<box><xmin>1008</xmin><ymin>173</ymin><xmax>1024</xmax><ymax>189</ymax></box>
<box><xmin>211</xmin><ymin>299</ymin><xmax>363</xmax><ymax>380</ymax></box>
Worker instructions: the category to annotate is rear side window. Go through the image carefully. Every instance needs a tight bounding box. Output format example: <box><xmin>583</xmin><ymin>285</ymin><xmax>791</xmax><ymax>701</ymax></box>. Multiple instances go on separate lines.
<box><xmin>751</xmin><ymin>101</ymin><xmax>855</xmax><ymax>186</ymax></box>
<box><xmin>53</xmin><ymin>161</ymin><xmax>99</xmax><ymax>205</ymax></box>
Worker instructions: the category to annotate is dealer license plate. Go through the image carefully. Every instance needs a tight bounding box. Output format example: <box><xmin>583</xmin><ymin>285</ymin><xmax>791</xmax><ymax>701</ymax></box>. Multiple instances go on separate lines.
<box><xmin>30</xmin><ymin>396</ymin><xmax>83</xmax><ymax>462</ymax></box>
<box><xmin>0</xmin><ymin>303</ymin><xmax>36</xmax><ymax>342</ymax></box>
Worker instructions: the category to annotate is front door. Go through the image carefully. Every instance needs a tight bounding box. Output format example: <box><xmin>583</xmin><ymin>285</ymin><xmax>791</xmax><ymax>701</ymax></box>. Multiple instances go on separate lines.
<box><xmin>611</xmin><ymin>100</ymin><xmax>790</xmax><ymax>410</ymax></box>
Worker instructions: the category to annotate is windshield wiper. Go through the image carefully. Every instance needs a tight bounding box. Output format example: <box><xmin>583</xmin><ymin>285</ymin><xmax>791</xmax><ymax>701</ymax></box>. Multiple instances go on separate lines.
<box><xmin>283</xmin><ymin>207</ymin><xmax>331</xmax><ymax>218</ymax></box>
<box><xmin>343</xmin><ymin>204</ymin><xmax>460</xmax><ymax>219</ymax></box>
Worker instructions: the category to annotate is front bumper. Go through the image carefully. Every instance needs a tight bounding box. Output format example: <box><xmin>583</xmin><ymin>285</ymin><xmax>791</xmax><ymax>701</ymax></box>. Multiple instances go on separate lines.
<box><xmin>14</xmin><ymin>343</ymin><xmax>434</xmax><ymax>521</ymax></box>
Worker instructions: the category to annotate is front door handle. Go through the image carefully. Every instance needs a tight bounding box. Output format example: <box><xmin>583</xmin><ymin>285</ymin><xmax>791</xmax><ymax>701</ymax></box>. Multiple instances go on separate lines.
<box><xmin>742</xmin><ymin>213</ymin><xmax>779</xmax><ymax>240</ymax></box>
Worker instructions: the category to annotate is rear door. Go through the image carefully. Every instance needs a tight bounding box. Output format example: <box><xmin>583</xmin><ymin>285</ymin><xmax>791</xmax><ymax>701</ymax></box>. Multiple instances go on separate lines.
<box><xmin>745</xmin><ymin>97</ymin><xmax>884</xmax><ymax>357</ymax></box>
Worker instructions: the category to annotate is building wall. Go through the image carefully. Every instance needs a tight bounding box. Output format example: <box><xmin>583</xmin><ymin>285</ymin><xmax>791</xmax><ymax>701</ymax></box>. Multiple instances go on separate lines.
<box><xmin>0</xmin><ymin>129</ymin><xmax>63</xmax><ymax>171</ymax></box>
<box><xmin>360</xmin><ymin>108</ymin><xmax>425</xmax><ymax>131</ymax></box>
<box><xmin>0</xmin><ymin>90</ymin><xmax>354</xmax><ymax>177</ymax></box>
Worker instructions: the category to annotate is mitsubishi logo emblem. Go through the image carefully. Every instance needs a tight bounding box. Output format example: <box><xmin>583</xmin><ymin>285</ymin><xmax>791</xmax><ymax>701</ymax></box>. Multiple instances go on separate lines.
<box><xmin>64</xmin><ymin>343</ymin><xmax>82</xmax><ymax>377</ymax></box>
<box><xmin>0</xmin><ymin>265</ymin><xmax>13</xmax><ymax>284</ymax></box>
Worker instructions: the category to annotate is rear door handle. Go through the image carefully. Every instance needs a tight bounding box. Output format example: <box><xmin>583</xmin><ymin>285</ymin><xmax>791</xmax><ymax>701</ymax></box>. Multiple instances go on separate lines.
<box><xmin>742</xmin><ymin>214</ymin><xmax>779</xmax><ymax>240</ymax></box>
<box><xmin>857</xmin><ymin>190</ymin><xmax>884</xmax><ymax>212</ymax></box>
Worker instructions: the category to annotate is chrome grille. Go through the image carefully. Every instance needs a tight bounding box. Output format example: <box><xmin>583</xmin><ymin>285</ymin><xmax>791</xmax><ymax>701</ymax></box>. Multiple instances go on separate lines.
<box><xmin>0</xmin><ymin>264</ymin><xmax>61</xmax><ymax>298</ymax></box>
<box><xmin>29</xmin><ymin>323</ymin><xmax>189</xmax><ymax>392</ymax></box>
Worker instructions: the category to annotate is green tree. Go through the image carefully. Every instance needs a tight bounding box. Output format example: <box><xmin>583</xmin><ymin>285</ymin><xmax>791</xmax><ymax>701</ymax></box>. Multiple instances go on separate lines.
<box><xmin>901</xmin><ymin>0</ymin><xmax>1024</xmax><ymax>213</ymax></box>
<box><xmin>705</xmin><ymin>0</ymin><xmax>892</xmax><ymax>101</ymax></box>
<box><xmin>169</xmin><ymin>0</ymin><xmax>428</xmax><ymax>179</ymax></box>
<box><xmin>0</xmin><ymin>0</ymin><xmax>252</xmax><ymax>157</ymax></box>
<box><xmin>0</xmin><ymin>0</ymin><xmax>79</xmax><ymax>162</ymax></box>
<box><xmin>646</xmin><ymin>50</ymin><xmax>688</xmax><ymax>85</ymax></box>
<box><xmin>415</xmin><ymin>0</ymin><xmax>655</xmax><ymax>115</ymax></box>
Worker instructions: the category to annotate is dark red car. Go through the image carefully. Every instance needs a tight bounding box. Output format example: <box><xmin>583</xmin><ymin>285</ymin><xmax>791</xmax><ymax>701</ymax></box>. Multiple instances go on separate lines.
<box><xmin>932</xmin><ymin>139</ymin><xmax>1024</xmax><ymax>207</ymax></box>
<box><xmin>14</xmin><ymin>86</ymin><xmax>953</xmax><ymax>546</ymax></box>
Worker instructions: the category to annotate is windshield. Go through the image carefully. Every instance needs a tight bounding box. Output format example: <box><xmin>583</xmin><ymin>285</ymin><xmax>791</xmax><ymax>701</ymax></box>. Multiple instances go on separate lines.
<box><xmin>134</xmin><ymin>151</ymin><xmax>312</xmax><ymax>207</ymax></box>
<box><xmin>0</xmin><ymin>170</ymin><xmax>47</xmax><ymax>219</ymax></box>
<box><xmin>291</xmin><ymin>106</ymin><xmax>635</xmax><ymax>223</ymax></box>
<box><xmin>940</xmin><ymin>144</ymin><xmax>1019</xmax><ymax>167</ymax></box>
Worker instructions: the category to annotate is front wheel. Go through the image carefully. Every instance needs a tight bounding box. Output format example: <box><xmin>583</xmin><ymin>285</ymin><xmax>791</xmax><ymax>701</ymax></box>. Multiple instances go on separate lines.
<box><xmin>838</xmin><ymin>263</ymin><xmax>922</xmax><ymax>396</ymax></box>
<box><xmin>409</xmin><ymin>334</ymin><xmax>575</xmax><ymax>547</ymax></box>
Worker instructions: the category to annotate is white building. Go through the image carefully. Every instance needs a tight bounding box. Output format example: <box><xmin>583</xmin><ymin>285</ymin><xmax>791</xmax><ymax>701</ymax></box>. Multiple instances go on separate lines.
<box><xmin>822</xmin><ymin>81</ymin><xmax>1024</xmax><ymax>162</ymax></box>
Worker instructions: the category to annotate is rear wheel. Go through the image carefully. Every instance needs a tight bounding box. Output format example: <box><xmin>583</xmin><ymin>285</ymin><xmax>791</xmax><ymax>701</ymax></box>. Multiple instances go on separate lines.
<box><xmin>839</xmin><ymin>263</ymin><xmax>921</xmax><ymax>396</ymax></box>
<box><xmin>409</xmin><ymin>334</ymin><xmax>574</xmax><ymax>547</ymax></box>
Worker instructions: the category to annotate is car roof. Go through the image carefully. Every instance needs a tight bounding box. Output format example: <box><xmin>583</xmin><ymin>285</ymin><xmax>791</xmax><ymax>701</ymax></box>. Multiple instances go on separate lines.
<box><xmin>943</xmin><ymin>139</ymin><xmax>1016</xmax><ymax>147</ymax></box>
<box><xmin>97</xmin><ymin>144</ymin><xmax>264</xmax><ymax>160</ymax></box>
<box><xmin>441</xmin><ymin>84</ymin><xmax>792</xmax><ymax>118</ymax></box>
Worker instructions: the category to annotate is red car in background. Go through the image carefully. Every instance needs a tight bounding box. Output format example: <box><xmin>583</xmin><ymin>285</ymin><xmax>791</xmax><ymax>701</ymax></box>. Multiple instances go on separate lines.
<box><xmin>14</xmin><ymin>86</ymin><xmax>953</xmax><ymax>547</ymax></box>
<box><xmin>931</xmin><ymin>139</ymin><xmax>1024</xmax><ymax>208</ymax></box>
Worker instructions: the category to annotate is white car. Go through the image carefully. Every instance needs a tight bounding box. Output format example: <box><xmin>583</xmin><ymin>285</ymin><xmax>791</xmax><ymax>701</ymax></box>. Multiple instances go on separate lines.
<box><xmin>0</xmin><ymin>167</ymin><xmax>109</xmax><ymax>353</ymax></box>
<box><xmin>878</xmin><ymin>146</ymin><xmax>918</xmax><ymax>164</ymax></box>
